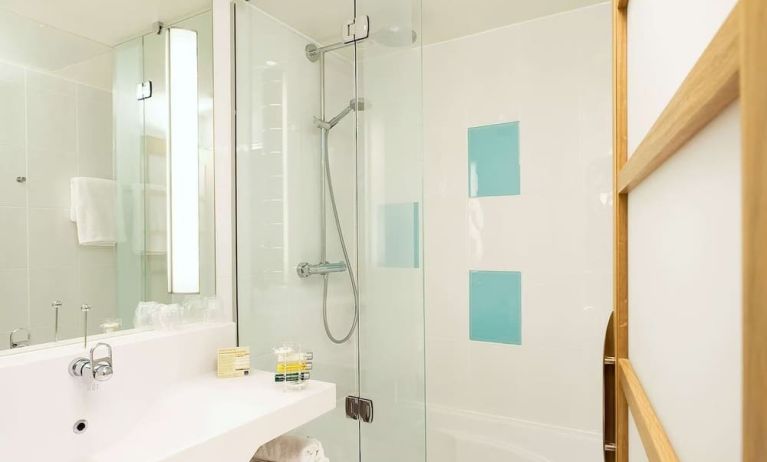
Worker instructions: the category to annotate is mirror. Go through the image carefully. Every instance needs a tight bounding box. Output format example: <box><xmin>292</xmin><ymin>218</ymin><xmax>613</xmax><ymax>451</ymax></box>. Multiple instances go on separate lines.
<box><xmin>0</xmin><ymin>1</ymin><xmax>216</xmax><ymax>354</ymax></box>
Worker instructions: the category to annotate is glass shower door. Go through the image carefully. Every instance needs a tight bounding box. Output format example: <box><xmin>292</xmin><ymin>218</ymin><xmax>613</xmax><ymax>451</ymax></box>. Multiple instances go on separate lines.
<box><xmin>235</xmin><ymin>0</ymin><xmax>424</xmax><ymax>459</ymax></box>
<box><xmin>234</xmin><ymin>1</ymin><xmax>361</xmax><ymax>460</ymax></box>
<box><xmin>353</xmin><ymin>0</ymin><xmax>425</xmax><ymax>460</ymax></box>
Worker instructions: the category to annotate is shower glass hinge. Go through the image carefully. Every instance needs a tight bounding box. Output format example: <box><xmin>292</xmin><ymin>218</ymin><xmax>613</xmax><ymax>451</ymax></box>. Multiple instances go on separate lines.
<box><xmin>136</xmin><ymin>81</ymin><xmax>153</xmax><ymax>101</ymax></box>
<box><xmin>345</xmin><ymin>396</ymin><xmax>374</xmax><ymax>423</ymax></box>
<box><xmin>342</xmin><ymin>15</ymin><xmax>370</xmax><ymax>44</ymax></box>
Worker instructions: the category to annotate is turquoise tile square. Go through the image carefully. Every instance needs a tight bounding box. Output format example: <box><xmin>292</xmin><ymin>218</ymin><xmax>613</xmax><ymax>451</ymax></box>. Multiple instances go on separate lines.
<box><xmin>469</xmin><ymin>270</ymin><xmax>522</xmax><ymax>345</ymax></box>
<box><xmin>378</xmin><ymin>202</ymin><xmax>420</xmax><ymax>268</ymax></box>
<box><xmin>468</xmin><ymin>122</ymin><xmax>520</xmax><ymax>197</ymax></box>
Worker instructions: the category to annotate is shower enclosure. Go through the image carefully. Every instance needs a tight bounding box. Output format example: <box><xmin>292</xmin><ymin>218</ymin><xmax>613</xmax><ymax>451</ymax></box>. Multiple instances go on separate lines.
<box><xmin>234</xmin><ymin>0</ymin><xmax>424</xmax><ymax>460</ymax></box>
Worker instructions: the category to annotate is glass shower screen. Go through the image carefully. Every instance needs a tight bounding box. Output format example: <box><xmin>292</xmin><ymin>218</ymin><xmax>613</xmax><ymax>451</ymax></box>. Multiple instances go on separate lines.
<box><xmin>234</xmin><ymin>0</ymin><xmax>424</xmax><ymax>461</ymax></box>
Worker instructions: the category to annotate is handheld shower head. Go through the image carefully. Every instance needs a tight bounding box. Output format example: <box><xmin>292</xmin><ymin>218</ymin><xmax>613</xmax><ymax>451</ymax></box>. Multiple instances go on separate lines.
<box><xmin>322</xmin><ymin>98</ymin><xmax>370</xmax><ymax>130</ymax></box>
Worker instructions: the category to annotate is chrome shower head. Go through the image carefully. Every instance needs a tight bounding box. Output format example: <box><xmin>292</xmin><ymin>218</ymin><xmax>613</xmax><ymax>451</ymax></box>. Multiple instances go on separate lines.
<box><xmin>374</xmin><ymin>26</ymin><xmax>418</xmax><ymax>47</ymax></box>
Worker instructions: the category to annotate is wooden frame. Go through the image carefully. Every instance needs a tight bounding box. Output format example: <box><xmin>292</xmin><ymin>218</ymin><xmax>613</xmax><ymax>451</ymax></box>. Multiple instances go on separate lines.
<box><xmin>611</xmin><ymin>1</ymin><xmax>629</xmax><ymax>461</ymax></box>
<box><xmin>741</xmin><ymin>1</ymin><xmax>767</xmax><ymax>459</ymax></box>
<box><xmin>610</xmin><ymin>0</ymin><xmax>766</xmax><ymax>460</ymax></box>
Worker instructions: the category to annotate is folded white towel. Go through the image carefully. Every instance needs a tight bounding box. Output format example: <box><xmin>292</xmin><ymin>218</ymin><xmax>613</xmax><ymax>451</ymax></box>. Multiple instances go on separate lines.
<box><xmin>252</xmin><ymin>435</ymin><xmax>329</xmax><ymax>462</ymax></box>
<box><xmin>70</xmin><ymin>177</ymin><xmax>117</xmax><ymax>246</ymax></box>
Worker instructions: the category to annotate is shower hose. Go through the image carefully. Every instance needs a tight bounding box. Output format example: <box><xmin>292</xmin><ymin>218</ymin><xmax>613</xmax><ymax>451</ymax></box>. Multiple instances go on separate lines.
<box><xmin>321</xmin><ymin>131</ymin><xmax>359</xmax><ymax>344</ymax></box>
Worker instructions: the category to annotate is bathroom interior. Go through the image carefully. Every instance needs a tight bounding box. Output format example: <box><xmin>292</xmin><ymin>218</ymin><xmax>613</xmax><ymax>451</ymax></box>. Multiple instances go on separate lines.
<box><xmin>0</xmin><ymin>0</ymin><xmax>758</xmax><ymax>461</ymax></box>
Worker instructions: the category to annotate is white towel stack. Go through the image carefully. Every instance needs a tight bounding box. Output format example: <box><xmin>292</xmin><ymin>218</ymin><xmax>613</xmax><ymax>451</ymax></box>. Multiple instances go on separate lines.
<box><xmin>252</xmin><ymin>435</ymin><xmax>329</xmax><ymax>462</ymax></box>
<box><xmin>70</xmin><ymin>177</ymin><xmax>117</xmax><ymax>246</ymax></box>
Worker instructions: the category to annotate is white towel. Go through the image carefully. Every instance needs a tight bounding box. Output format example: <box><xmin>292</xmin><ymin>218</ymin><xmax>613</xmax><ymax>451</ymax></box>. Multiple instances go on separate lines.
<box><xmin>252</xmin><ymin>435</ymin><xmax>329</xmax><ymax>462</ymax></box>
<box><xmin>70</xmin><ymin>177</ymin><xmax>117</xmax><ymax>246</ymax></box>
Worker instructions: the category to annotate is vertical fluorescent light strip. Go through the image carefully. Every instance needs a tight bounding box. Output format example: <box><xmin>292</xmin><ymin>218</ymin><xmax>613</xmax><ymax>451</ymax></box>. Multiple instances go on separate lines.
<box><xmin>167</xmin><ymin>28</ymin><xmax>200</xmax><ymax>294</ymax></box>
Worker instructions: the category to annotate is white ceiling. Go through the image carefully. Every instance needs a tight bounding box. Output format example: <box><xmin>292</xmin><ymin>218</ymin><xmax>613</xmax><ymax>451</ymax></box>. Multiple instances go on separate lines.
<box><xmin>0</xmin><ymin>0</ymin><xmax>210</xmax><ymax>72</ymax></box>
<box><xmin>0</xmin><ymin>0</ymin><xmax>210</xmax><ymax>46</ymax></box>
<box><xmin>0</xmin><ymin>8</ymin><xmax>110</xmax><ymax>71</ymax></box>
<box><xmin>248</xmin><ymin>0</ymin><xmax>607</xmax><ymax>45</ymax></box>
<box><xmin>0</xmin><ymin>0</ymin><xmax>606</xmax><ymax>71</ymax></box>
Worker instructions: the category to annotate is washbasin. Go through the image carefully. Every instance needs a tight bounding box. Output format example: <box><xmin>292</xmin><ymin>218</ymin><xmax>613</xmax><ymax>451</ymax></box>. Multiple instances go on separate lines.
<box><xmin>0</xmin><ymin>323</ymin><xmax>335</xmax><ymax>462</ymax></box>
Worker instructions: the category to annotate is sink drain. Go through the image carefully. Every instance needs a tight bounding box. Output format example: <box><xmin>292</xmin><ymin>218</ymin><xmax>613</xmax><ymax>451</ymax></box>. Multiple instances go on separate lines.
<box><xmin>73</xmin><ymin>419</ymin><xmax>88</xmax><ymax>434</ymax></box>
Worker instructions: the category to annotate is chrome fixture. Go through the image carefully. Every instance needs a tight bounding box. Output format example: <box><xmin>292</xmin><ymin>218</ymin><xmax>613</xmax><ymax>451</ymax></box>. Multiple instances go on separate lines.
<box><xmin>345</xmin><ymin>396</ymin><xmax>374</xmax><ymax>423</ymax></box>
<box><xmin>305</xmin><ymin>14</ymin><xmax>418</xmax><ymax>62</ymax></box>
<box><xmin>299</xmin><ymin>47</ymin><xmax>367</xmax><ymax>344</ymax></box>
<box><xmin>297</xmin><ymin>261</ymin><xmax>347</xmax><ymax>279</ymax></box>
<box><xmin>9</xmin><ymin>327</ymin><xmax>30</xmax><ymax>349</ymax></box>
<box><xmin>80</xmin><ymin>304</ymin><xmax>91</xmax><ymax>348</ymax></box>
<box><xmin>314</xmin><ymin>98</ymin><xmax>367</xmax><ymax>130</ymax></box>
<box><xmin>342</xmin><ymin>15</ymin><xmax>370</xmax><ymax>45</ymax></box>
<box><xmin>305</xmin><ymin>15</ymin><xmax>370</xmax><ymax>62</ymax></box>
<box><xmin>52</xmin><ymin>300</ymin><xmax>62</xmax><ymax>341</ymax></box>
<box><xmin>69</xmin><ymin>342</ymin><xmax>114</xmax><ymax>382</ymax></box>
<box><xmin>136</xmin><ymin>81</ymin><xmax>152</xmax><ymax>101</ymax></box>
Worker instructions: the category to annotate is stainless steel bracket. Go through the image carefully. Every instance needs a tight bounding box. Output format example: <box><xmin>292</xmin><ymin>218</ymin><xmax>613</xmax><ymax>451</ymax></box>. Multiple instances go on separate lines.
<box><xmin>345</xmin><ymin>396</ymin><xmax>374</xmax><ymax>423</ymax></box>
<box><xmin>343</xmin><ymin>15</ymin><xmax>370</xmax><ymax>44</ymax></box>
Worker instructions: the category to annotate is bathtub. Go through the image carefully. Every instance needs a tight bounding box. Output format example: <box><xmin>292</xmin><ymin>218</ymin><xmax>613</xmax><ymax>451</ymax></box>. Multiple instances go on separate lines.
<box><xmin>427</xmin><ymin>405</ymin><xmax>603</xmax><ymax>461</ymax></box>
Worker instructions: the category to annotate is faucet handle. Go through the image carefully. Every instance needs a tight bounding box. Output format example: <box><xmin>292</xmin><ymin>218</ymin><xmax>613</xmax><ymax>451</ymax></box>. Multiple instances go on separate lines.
<box><xmin>90</xmin><ymin>342</ymin><xmax>113</xmax><ymax>382</ymax></box>
<box><xmin>90</xmin><ymin>342</ymin><xmax>112</xmax><ymax>363</ymax></box>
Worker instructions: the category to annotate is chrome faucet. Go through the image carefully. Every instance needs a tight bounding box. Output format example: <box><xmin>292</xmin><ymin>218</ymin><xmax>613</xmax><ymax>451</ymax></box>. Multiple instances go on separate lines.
<box><xmin>69</xmin><ymin>342</ymin><xmax>114</xmax><ymax>381</ymax></box>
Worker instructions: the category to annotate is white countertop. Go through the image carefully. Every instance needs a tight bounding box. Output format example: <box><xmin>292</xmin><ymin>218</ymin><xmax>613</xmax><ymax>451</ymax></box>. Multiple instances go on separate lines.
<box><xmin>92</xmin><ymin>370</ymin><xmax>336</xmax><ymax>462</ymax></box>
<box><xmin>0</xmin><ymin>323</ymin><xmax>335</xmax><ymax>462</ymax></box>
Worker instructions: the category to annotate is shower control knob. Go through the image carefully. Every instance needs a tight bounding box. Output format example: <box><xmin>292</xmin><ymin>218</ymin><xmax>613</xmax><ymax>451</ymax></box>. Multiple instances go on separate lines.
<box><xmin>297</xmin><ymin>262</ymin><xmax>312</xmax><ymax>278</ymax></box>
<box><xmin>296</xmin><ymin>261</ymin><xmax>347</xmax><ymax>279</ymax></box>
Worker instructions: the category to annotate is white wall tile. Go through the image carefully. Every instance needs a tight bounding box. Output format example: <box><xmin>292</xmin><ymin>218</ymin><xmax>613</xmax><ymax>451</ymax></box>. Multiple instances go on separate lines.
<box><xmin>78</xmin><ymin>245</ymin><xmax>115</xmax><ymax>267</ymax></box>
<box><xmin>77</xmin><ymin>85</ymin><xmax>114</xmax><ymax>179</ymax></box>
<box><xmin>423</xmin><ymin>3</ymin><xmax>612</xmax><ymax>457</ymax></box>
<box><xmin>0</xmin><ymin>56</ymin><xmax>118</xmax><ymax>351</ymax></box>
<box><xmin>28</xmin><ymin>266</ymin><xmax>78</xmax><ymax>344</ymax></box>
<box><xmin>28</xmin><ymin>208</ymin><xmax>77</xmax><ymax>268</ymax></box>
<box><xmin>0</xmin><ymin>63</ymin><xmax>26</xmax><ymax>148</ymax></box>
<box><xmin>77</xmin><ymin>263</ymin><xmax>117</xmax><ymax>335</ymax></box>
<box><xmin>27</xmin><ymin>148</ymin><xmax>77</xmax><ymax>209</ymax></box>
<box><xmin>0</xmin><ymin>207</ymin><xmax>27</xmax><ymax>269</ymax></box>
<box><xmin>0</xmin><ymin>269</ymin><xmax>29</xmax><ymax>337</ymax></box>
<box><xmin>0</xmin><ymin>146</ymin><xmax>27</xmax><ymax>207</ymax></box>
<box><xmin>26</xmin><ymin>73</ymin><xmax>77</xmax><ymax>152</ymax></box>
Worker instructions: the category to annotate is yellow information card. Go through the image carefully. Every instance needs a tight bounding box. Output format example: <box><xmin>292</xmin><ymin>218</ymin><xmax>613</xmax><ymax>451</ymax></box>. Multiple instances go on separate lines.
<box><xmin>217</xmin><ymin>346</ymin><xmax>251</xmax><ymax>378</ymax></box>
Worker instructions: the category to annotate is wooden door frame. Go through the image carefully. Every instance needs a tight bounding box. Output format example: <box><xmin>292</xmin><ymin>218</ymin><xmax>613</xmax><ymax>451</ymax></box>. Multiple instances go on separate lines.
<box><xmin>608</xmin><ymin>0</ymin><xmax>766</xmax><ymax>460</ymax></box>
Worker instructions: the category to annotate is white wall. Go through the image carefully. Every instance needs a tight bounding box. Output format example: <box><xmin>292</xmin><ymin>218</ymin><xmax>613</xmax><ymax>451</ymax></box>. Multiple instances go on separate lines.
<box><xmin>423</xmin><ymin>4</ymin><xmax>612</xmax><ymax>461</ymax></box>
<box><xmin>626</xmin><ymin>1</ymin><xmax>742</xmax><ymax>460</ymax></box>
<box><xmin>0</xmin><ymin>60</ymin><xmax>117</xmax><ymax>349</ymax></box>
